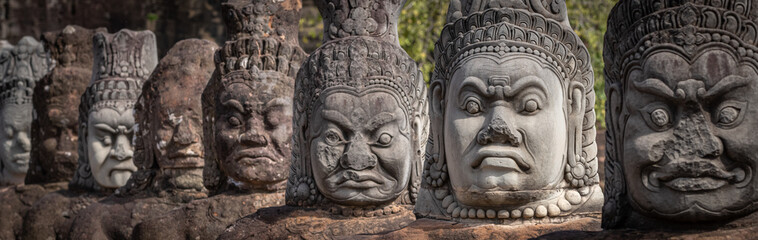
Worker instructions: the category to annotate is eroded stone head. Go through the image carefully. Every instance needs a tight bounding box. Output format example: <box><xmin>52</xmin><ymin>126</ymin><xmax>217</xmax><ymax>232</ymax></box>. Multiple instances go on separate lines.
<box><xmin>203</xmin><ymin>0</ymin><xmax>305</xmax><ymax>194</ymax></box>
<box><xmin>415</xmin><ymin>0</ymin><xmax>601</xmax><ymax>224</ymax></box>
<box><xmin>286</xmin><ymin>0</ymin><xmax>428</xmax><ymax>214</ymax></box>
<box><xmin>115</xmin><ymin>39</ymin><xmax>218</xmax><ymax>200</ymax></box>
<box><xmin>604</xmin><ymin>0</ymin><xmax>758</xmax><ymax>228</ymax></box>
<box><xmin>26</xmin><ymin>26</ymin><xmax>105</xmax><ymax>185</ymax></box>
<box><xmin>69</xmin><ymin>29</ymin><xmax>157</xmax><ymax>192</ymax></box>
<box><xmin>0</xmin><ymin>36</ymin><xmax>54</xmax><ymax>186</ymax></box>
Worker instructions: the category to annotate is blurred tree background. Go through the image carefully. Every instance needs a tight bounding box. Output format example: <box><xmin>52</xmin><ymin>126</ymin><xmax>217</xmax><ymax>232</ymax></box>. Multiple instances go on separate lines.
<box><xmin>299</xmin><ymin>0</ymin><xmax>616</xmax><ymax>128</ymax></box>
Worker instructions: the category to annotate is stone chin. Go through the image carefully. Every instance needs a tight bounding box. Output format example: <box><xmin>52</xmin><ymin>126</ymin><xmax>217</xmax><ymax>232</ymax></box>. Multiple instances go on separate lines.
<box><xmin>453</xmin><ymin>187</ymin><xmax>564</xmax><ymax>207</ymax></box>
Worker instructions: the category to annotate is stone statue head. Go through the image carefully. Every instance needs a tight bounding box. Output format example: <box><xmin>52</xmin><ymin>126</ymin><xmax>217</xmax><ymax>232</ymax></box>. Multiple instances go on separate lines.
<box><xmin>286</xmin><ymin>0</ymin><xmax>428</xmax><ymax>213</ymax></box>
<box><xmin>202</xmin><ymin>0</ymin><xmax>305</xmax><ymax>194</ymax></box>
<box><xmin>116</xmin><ymin>39</ymin><xmax>218</xmax><ymax>199</ymax></box>
<box><xmin>0</xmin><ymin>36</ymin><xmax>54</xmax><ymax>186</ymax></box>
<box><xmin>26</xmin><ymin>26</ymin><xmax>105</xmax><ymax>185</ymax></box>
<box><xmin>415</xmin><ymin>0</ymin><xmax>601</xmax><ymax>223</ymax></box>
<box><xmin>604</xmin><ymin>0</ymin><xmax>758</xmax><ymax>227</ymax></box>
<box><xmin>69</xmin><ymin>29</ymin><xmax>157</xmax><ymax>192</ymax></box>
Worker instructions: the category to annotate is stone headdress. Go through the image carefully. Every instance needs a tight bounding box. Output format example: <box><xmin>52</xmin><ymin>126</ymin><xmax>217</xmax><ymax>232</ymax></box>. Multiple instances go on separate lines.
<box><xmin>417</xmin><ymin>0</ymin><xmax>599</xmax><ymax>222</ymax></box>
<box><xmin>26</xmin><ymin>26</ymin><xmax>106</xmax><ymax>185</ymax></box>
<box><xmin>603</xmin><ymin>0</ymin><xmax>758</xmax><ymax>228</ymax></box>
<box><xmin>202</xmin><ymin>0</ymin><xmax>306</xmax><ymax>194</ymax></box>
<box><xmin>0</xmin><ymin>36</ymin><xmax>54</xmax><ymax>178</ymax></box>
<box><xmin>285</xmin><ymin>0</ymin><xmax>429</xmax><ymax>209</ymax></box>
<box><xmin>69</xmin><ymin>29</ymin><xmax>158</xmax><ymax>192</ymax></box>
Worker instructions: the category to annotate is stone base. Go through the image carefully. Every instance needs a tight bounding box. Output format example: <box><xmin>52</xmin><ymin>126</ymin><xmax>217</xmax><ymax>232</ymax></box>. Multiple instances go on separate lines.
<box><xmin>218</xmin><ymin>205</ymin><xmax>417</xmax><ymax>239</ymax></box>
<box><xmin>132</xmin><ymin>191</ymin><xmax>284</xmax><ymax>240</ymax></box>
<box><xmin>22</xmin><ymin>190</ymin><xmax>103</xmax><ymax>240</ymax></box>
<box><xmin>0</xmin><ymin>183</ymin><xmax>67</xmax><ymax>239</ymax></box>
<box><xmin>354</xmin><ymin>215</ymin><xmax>601</xmax><ymax>240</ymax></box>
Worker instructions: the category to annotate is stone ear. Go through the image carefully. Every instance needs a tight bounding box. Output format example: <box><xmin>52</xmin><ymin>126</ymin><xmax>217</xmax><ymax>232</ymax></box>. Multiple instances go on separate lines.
<box><xmin>567</xmin><ymin>81</ymin><xmax>585</xmax><ymax>175</ymax></box>
<box><xmin>430</xmin><ymin>80</ymin><xmax>445</xmax><ymax>117</ymax></box>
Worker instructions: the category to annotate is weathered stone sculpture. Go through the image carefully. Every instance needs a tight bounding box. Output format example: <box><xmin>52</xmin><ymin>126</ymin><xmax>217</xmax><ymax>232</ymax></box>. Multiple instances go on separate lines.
<box><xmin>604</xmin><ymin>0</ymin><xmax>758</xmax><ymax>229</ymax></box>
<box><xmin>20</xmin><ymin>29</ymin><xmax>156</xmax><ymax>240</ymax></box>
<box><xmin>0</xmin><ymin>35</ymin><xmax>54</xmax><ymax>240</ymax></box>
<box><xmin>131</xmin><ymin>1</ymin><xmax>306</xmax><ymax>239</ymax></box>
<box><xmin>218</xmin><ymin>0</ymin><xmax>428</xmax><ymax>238</ymax></box>
<box><xmin>413</xmin><ymin>0</ymin><xmax>602</xmax><ymax>225</ymax></box>
<box><xmin>0</xmin><ymin>36</ymin><xmax>53</xmax><ymax>186</ymax></box>
<box><xmin>67</xmin><ymin>39</ymin><xmax>217</xmax><ymax>240</ymax></box>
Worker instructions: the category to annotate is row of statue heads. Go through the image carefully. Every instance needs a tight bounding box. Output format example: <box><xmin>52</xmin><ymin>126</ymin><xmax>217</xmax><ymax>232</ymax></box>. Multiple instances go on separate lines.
<box><xmin>0</xmin><ymin>0</ymin><xmax>756</xmax><ymax>235</ymax></box>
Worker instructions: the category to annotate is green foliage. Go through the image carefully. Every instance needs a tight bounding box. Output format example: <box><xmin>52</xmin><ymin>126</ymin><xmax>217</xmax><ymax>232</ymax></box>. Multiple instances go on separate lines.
<box><xmin>147</xmin><ymin>13</ymin><xmax>159</xmax><ymax>22</ymax></box>
<box><xmin>398</xmin><ymin>0</ymin><xmax>449</xmax><ymax>82</ymax></box>
<box><xmin>567</xmin><ymin>0</ymin><xmax>617</xmax><ymax>129</ymax></box>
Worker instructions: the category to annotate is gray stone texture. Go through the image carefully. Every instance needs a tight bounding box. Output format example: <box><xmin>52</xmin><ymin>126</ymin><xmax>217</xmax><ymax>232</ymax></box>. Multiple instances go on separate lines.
<box><xmin>218</xmin><ymin>0</ymin><xmax>429</xmax><ymax>238</ymax></box>
<box><xmin>603</xmin><ymin>0</ymin><xmax>758</xmax><ymax>229</ymax></box>
<box><xmin>131</xmin><ymin>0</ymin><xmax>306</xmax><ymax>239</ymax></box>
<box><xmin>414</xmin><ymin>0</ymin><xmax>602</xmax><ymax>225</ymax></box>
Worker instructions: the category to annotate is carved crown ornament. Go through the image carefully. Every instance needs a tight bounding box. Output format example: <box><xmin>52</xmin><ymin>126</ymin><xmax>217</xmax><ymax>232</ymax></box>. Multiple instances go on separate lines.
<box><xmin>0</xmin><ymin>37</ymin><xmax>54</xmax><ymax>106</ymax></box>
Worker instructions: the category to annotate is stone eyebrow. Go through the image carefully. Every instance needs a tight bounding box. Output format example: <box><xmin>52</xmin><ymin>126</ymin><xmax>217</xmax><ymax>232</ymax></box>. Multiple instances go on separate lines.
<box><xmin>367</xmin><ymin>112</ymin><xmax>396</xmax><ymax>131</ymax></box>
<box><xmin>458</xmin><ymin>76</ymin><xmax>489</xmax><ymax>96</ymax></box>
<box><xmin>94</xmin><ymin>123</ymin><xmax>116</xmax><ymax>133</ymax></box>
<box><xmin>508</xmin><ymin>76</ymin><xmax>548</xmax><ymax>97</ymax></box>
<box><xmin>322</xmin><ymin>110</ymin><xmax>354</xmax><ymax>130</ymax></box>
<box><xmin>222</xmin><ymin>99</ymin><xmax>245</xmax><ymax>113</ymax></box>
<box><xmin>703</xmin><ymin>75</ymin><xmax>749</xmax><ymax>99</ymax></box>
<box><xmin>633</xmin><ymin>78</ymin><xmax>676</xmax><ymax>100</ymax></box>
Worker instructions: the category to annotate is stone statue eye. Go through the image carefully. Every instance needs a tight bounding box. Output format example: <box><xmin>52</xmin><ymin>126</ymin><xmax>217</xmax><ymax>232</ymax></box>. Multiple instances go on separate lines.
<box><xmin>641</xmin><ymin>103</ymin><xmax>673</xmax><ymax>131</ymax></box>
<box><xmin>324</xmin><ymin>130</ymin><xmax>343</xmax><ymax>145</ymax></box>
<box><xmin>228</xmin><ymin>116</ymin><xmax>242</xmax><ymax>128</ymax></box>
<box><xmin>376</xmin><ymin>133</ymin><xmax>393</xmax><ymax>146</ymax></box>
<box><xmin>523</xmin><ymin>99</ymin><xmax>540</xmax><ymax>113</ymax></box>
<box><xmin>714</xmin><ymin>101</ymin><xmax>747</xmax><ymax>129</ymax></box>
<box><xmin>650</xmin><ymin>108</ymin><xmax>670</xmax><ymax>127</ymax></box>
<box><xmin>464</xmin><ymin>98</ymin><xmax>482</xmax><ymax>115</ymax></box>
<box><xmin>102</xmin><ymin>136</ymin><xmax>112</xmax><ymax>147</ymax></box>
<box><xmin>718</xmin><ymin>107</ymin><xmax>739</xmax><ymax>124</ymax></box>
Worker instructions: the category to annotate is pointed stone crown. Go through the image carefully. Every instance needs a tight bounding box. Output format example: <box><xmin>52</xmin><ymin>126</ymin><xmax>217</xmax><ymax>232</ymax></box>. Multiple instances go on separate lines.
<box><xmin>222</xmin><ymin>0</ymin><xmax>302</xmax><ymax>44</ymax></box>
<box><xmin>42</xmin><ymin>25</ymin><xmax>107</xmax><ymax>69</ymax></box>
<box><xmin>0</xmin><ymin>37</ymin><xmax>54</xmax><ymax>106</ymax></box>
<box><xmin>317</xmin><ymin>0</ymin><xmax>405</xmax><ymax>44</ymax></box>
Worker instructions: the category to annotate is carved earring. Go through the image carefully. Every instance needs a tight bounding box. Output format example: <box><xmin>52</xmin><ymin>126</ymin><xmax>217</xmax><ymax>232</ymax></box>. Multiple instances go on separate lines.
<box><xmin>564</xmin><ymin>82</ymin><xmax>589</xmax><ymax>187</ymax></box>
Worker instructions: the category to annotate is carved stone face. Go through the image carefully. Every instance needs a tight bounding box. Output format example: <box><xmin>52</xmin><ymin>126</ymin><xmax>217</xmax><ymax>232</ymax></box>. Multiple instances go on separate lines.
<box><xmin>444</xmin><ymin>55</ymin><xmax>566</xmax><ymax>207</ymax></box>
<box><xmin>0</xmin><ymin>103</ymin><xmax>32</xmax><ymax>176</ymax></box>
<box><xmin>310</xmin><ymin>90</ymin><xmax>413</xmax><ymax>206</ymax></box>
<box><xmin>152</xmin><ymin>83</ymin><xmax>204</xmax><ymax>170</ymax></box>
<box><xmin>215</xmin><ymin>80</ymin><xmax>292</xmax><ymax>188</ymax></box>
<box><xmin>87</xmin><ymin>108</ymin><xmax>137</xmax><ymax>188</ymax></box>
<box><xmin>38</xmin><ymin>89</ymin><xmax>80</xmax><ymax>171</ymax></box>
<box><xmin>623</xmin><ymin>49</ymin><xmax>758</xmax><ymax>220</ymax></box>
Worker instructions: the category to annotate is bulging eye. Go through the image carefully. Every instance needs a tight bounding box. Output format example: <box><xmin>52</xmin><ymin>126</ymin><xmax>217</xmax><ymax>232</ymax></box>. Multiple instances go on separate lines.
<box><xmin>464</xmin><ymin>98</ymin><xmax>482</xmax><ymax>115</ymax></box>
<box><xmin>718</xmin><ymin>107</ymin><xmax>739</xmax><ymax>124</ymax></box>
<box><xmin>714</xmin><ymin>101</ymin><xmax>747</xmax><ymax>129</ymax></box>
<box><xmin>377</xmin><ymin>133</ymin><xmax>393</xmax><ymax>146</ymax></box>
<box><xmin>523</xmin><ymin>99</ymin><xmax>540</xmax><ymax>113</ymax></box>
<box><xmin>650</xmin><ymin>108</ymin><xmax>670</xmax><ymax>127</ymax></box>
<box><xmin>102</xmin><ymin>136</ymin><xmax>112</xmax><ymax>146</ymax></box>
<box><xmin>228</xmin><ymin>116</ymin><xmax>242</xmax><ymax>128</ymax></box>
<box><xmin>324</xmin><ymin>130</ymin><xmax>343</xmax><ymax>145</ymax></box>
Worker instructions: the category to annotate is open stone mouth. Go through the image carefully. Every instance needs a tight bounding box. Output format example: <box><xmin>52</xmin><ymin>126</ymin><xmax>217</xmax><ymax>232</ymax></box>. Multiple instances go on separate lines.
<box><xmin>646</xmin><ymin>160</ymin><xmax>749</xmax><ymax>192</ymax></box>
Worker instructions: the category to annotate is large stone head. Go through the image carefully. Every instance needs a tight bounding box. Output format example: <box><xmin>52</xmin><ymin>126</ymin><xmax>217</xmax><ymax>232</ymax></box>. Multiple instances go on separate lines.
<box><xmin>26</xmin><ymin>26</ymin><xmax>105</xmax><ymax>185</ymax></box>
<box><xmin>604</xmin><ymin>0</ymin><xmax>758</xmax><ymax>227</ymax></box>
<box><xmin>415</xmin><ymin>0</ymin><xmax>600</xmax><ymax>223</ymax></box>
<box><xmin>69</xmin><ymin>29</ymin><xmax>157</xmax><ymax>192</ymax></box>
<box><xmin>117</xmin><ymin>39</ymin><xmax>218</xmax><ymax>198</ymax></box>
<box><xmin>286</xmin><ymin>0</ymin><xmax>428</xmax><ymax>211</ymax></box>
<box><xmin>0</xmin><ymin>37</ymin><xmax>53</xmax><ymax>185</ymax></box>
<box><xmin>202</xmin><ymin>0</ymin><xmax>305</xmax><ymax>194</ymax></box>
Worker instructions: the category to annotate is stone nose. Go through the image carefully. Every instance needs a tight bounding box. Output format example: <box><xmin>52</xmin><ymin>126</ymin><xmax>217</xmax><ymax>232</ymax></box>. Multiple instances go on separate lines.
<box><xmin>110</xmin><ymin>134</ymin><xmax>133</xmax><ymax>161</ymax></box>
<box><xmin>340</xmin><ymin>136</ymin><xmax>377</xmax><ymax>171</ymax></box>
<box><xmin>477</xmin><ymin>113</ymin><xmax>521</xmax><ymax>146</ymax></box>
<box><xmin>16</xmin><ymin>131</ymin><xmax>31</xmax><ymax>152</ymax></box>
<box><xmin>240</xmin><ymin>127</ymin><xmax>268</xmax><ymax>147</ymax></box>
<box><xmin>674</xmin><ymin>110</ymin><xmax>723</xmax><ymax>159</ymax></box>
<box><xmin>172</xmin><ymin>118</ymin><xmax>197</xmax><ymax>146</ymax></box>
